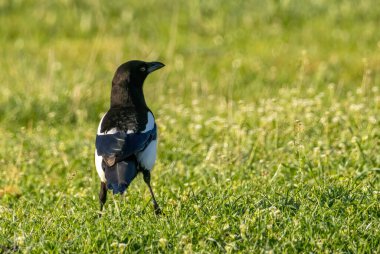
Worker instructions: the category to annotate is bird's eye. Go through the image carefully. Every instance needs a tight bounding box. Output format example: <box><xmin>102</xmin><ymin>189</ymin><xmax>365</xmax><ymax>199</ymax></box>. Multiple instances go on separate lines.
<box><xmin>140</xmin><ymin>66</ymin><xmax>146</xmax><ymax>72</ymax></box>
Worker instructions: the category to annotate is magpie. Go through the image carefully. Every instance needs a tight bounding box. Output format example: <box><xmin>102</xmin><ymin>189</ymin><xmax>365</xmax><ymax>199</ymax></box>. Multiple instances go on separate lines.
<box><xmin>95</xmin><ymin>60</ymin><xmax>165</xmax><ymax>215</ymax></box>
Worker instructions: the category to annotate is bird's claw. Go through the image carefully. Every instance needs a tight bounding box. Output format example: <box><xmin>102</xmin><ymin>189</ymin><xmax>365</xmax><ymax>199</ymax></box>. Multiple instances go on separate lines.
<box><xmin>154</xmin><ymin>205</ymin><xmax>162</xmax><ymax>215</ymax></box>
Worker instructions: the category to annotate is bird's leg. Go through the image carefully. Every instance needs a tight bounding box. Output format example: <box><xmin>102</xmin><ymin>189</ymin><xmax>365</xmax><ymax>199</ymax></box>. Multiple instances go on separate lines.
<box><xmin>99</xmin><ymin>181</ymin><xmax>107</xmax><ymax>216</ymax></box>
<box><xmin>143</xmin><ymin>170</ymin><xmax>161</xmax><ymax>215</ymax></box>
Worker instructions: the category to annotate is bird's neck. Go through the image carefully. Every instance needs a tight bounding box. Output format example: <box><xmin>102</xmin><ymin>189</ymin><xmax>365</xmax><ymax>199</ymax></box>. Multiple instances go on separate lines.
<box><xmin>110</xmin><ymin>83</ymin><xmax>148</xmax><ymax>110</ymax></box>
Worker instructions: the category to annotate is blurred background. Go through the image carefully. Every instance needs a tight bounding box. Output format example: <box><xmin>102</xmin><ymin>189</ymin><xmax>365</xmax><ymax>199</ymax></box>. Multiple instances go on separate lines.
<box><xmin>1</xmin><ymin>0</ymin><xmax>379</xmax><ymax>126</ymax></box>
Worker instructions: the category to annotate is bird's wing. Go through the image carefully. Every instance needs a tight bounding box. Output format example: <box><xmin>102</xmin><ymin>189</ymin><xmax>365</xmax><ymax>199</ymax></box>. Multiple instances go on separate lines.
<box><xmin>95</xmin><ymin>132</ymin><xmax>127</xmax><ymax>157</ymax></box>
<box><xmin>95</xmin><ymin>125</ymin><xmax>157</xmax><ymax>164</ymax></box>
<box><xmin>95</xmin><ymin>128</ymin><xmax>156</xmax><ymax>194</ymax></box>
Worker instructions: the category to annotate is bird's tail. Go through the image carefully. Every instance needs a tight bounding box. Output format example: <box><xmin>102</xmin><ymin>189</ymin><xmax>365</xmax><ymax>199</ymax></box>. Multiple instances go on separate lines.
<box><xmin>104</xmin><ymin>159</ymin><xmax>138</xmax><ymax>194</ymax></box>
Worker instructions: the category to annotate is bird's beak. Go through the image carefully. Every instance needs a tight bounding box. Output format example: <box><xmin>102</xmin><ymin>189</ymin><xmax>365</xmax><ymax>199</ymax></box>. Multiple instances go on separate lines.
<box><xmin>147</xmin><ymin>61</ymin><xmax>165</xmax><ymax>73</ymax></box>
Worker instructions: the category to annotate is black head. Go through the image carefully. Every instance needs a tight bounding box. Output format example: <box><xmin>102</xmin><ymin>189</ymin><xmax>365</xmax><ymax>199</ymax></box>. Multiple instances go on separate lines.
<box><xmin>110</xmin><ymin>60</ymin><xmax>165</xmax><ymax>107</ymax></box>
<box><xmin>112</xmin><ymin>60</ymin><xmax>165</xmax><ymax>87</ymax></box>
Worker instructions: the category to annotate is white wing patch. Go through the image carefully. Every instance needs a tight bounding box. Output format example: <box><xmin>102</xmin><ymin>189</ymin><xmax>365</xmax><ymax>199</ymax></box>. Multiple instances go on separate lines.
<box><xmin>136</xmin><ymin>140</ymin><xmax>157</xmax><ymax>171</ymax></box>
<box><xmin>95</xmin><ymin>150</ymin><xmax>106</xmax><ymax>182</ymax></box>
<box><xmin>96</xmin><ymin>114</ymin><xmax>106</xmax><ymax>135</ymax></box>
<box><xmin>95</xmin><ymin>115</ymin><xmax>107</xmax><ymax>182</ymax></box>
<box><xmin>137</xmin><ymin>112</ymin><xmax>157</xmax><ymax>170</ymax></box>
<box><xmin>142</xmin><ymin>112</ymin><xmax>155</xmax><ymax>133</ymax></box>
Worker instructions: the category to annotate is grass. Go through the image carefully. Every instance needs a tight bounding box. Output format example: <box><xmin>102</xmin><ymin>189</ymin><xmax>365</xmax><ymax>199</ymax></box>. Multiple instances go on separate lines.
<box><xmin>0</xmin><ymin>0</ymin><xmax>379</xmax><ymax>252</ymax></box>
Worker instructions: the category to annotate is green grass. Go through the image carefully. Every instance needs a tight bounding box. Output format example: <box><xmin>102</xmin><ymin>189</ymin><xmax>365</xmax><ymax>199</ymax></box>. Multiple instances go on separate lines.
<box><xmin>1</xmin><ymin>0</ymin><xmax>379</xmax><ymax>252</ymax></box>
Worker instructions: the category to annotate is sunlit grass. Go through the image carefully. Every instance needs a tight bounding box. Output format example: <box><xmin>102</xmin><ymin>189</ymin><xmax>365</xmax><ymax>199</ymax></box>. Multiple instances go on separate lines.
<box><xmin>0</xmin><ymin>0</ymin><xmax>379</xmax><ymax>252</ymax></box>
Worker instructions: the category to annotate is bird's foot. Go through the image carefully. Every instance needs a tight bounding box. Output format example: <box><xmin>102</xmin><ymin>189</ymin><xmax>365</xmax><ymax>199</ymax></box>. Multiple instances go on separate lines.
<box><xmin>154</xmin><ymin>204</ymin><xmax>162</xmax><ymax>215</ymax></box>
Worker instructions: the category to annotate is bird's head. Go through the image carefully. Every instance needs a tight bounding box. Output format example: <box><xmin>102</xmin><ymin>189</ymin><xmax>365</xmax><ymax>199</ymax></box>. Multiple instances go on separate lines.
<box><xmin>110</xmin><ymin>60</ymin><xmax>165</xmax><ymax>107</ymax></box>
<box><xmin>112</xmin><ymin>60</ymin><xmax>165</xmax><ymax>88</ymax></box>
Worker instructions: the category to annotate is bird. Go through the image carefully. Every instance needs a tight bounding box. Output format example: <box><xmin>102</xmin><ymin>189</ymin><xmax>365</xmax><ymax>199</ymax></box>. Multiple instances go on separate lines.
<box><xmin>94</xmin><ymin>60</ymin><xmax>165</xmax><ymax>215</ymax></box>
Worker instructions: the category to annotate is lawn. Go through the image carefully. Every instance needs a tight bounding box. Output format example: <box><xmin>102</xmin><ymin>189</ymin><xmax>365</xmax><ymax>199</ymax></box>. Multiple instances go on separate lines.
<box><xmin>0</xmin><ymin>0</ymin><xmax>379</xmax><ymax>252</ymax></box>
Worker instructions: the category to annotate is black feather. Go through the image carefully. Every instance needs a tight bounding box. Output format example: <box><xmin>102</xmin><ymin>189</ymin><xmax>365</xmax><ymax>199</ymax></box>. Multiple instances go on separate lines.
<box><xmin>95</xmin><ymin>124</ymin><xmax>157</xmax><ymax>159</ymax></box>
<box><xmin>100</xmin><ymin>107</ymin><xmax>149</xmax><ymax>133</ymax></box>
<box><xmin>103</xmin><ymin>159</ymin><xmax>138</xmax><ymax>194</ymax></box>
